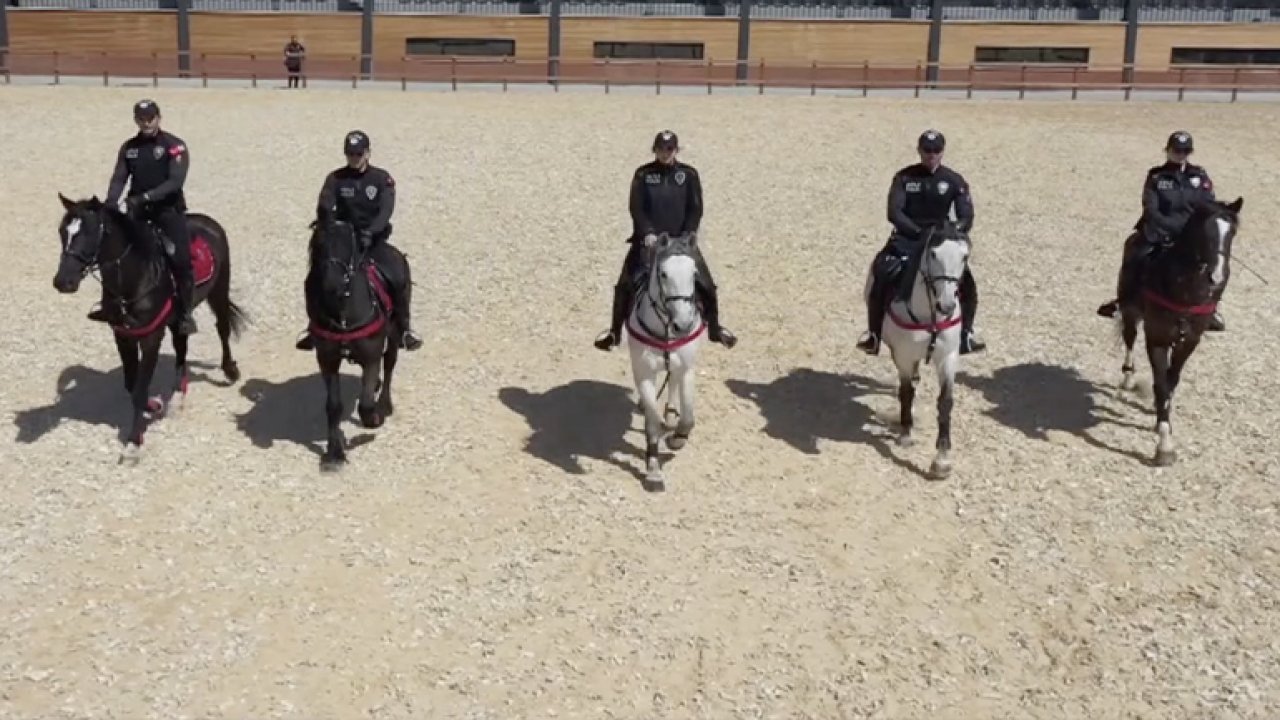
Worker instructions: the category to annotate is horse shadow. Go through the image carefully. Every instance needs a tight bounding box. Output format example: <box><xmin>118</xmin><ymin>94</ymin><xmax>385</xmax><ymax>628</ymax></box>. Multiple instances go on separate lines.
<box><xmin>234</xmin><ymin>374</ymin><xmax>376</xmax><ymax>457</ymax></box>
<box><xmin>958</xmin><ymin>361</ymin><xmax>1151</xmax><ymax>464</ymax></box>
<box><xmin>12</xmin><ymin>358</ymin><xmax>224</xmax><ymax>444</ymax></box>
<box><xmin>498</xmin><ymin>380</ymin><xmax>652</xmax><ymax>484</ymax></box>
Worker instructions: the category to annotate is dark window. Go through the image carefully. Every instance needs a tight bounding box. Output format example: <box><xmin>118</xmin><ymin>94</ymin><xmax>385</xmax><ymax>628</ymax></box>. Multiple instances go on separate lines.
<box><xmin>404</xmin><ymin>38</ymin><xmax>516</xmax><ymax>57</ymax></box>
<box><xmin>974</xmin><ymin>46</ymin><xmax>1091</xmax><ymax>64</ymax></box>
<box><xmin>593</xmin><ymin>42</ymin><xmax>705</xmax><ymax>60</ymax></box>
<box><xmin>1171</xmin><ymin>47</ymin><xmax>1280</xmax><ymax>65</ymax></box>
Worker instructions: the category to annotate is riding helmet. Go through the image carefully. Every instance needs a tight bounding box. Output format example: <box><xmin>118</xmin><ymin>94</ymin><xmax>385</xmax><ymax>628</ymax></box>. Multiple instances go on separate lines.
<box><xmin>345</xmin><ymin>130</ymin><xmax>371</xmax><ymax>155</ymax></box>
<box><xmin>652</xmin><ymin>130</ymin><xmax>679</xmax><ymax>151</ymax></box>
<box><xmin>918</xmin><ymin>129</ymin><xmax>945</xmax><ymax>153</ymax></box>
<box><xmin>133</xmin><ymin>99</ymin><xmax>160</xmax><ymax>120</ymax></box>
<box><xmin>1166</xmin><ymin>130</ymin><xmax>1194</xmax><ymax>152</ymax></box>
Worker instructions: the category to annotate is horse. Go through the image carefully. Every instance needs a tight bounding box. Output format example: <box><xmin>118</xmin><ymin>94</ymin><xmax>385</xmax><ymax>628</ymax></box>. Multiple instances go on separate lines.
<box><xmin>624</xmin><ymin>231</ymin><xmax>706</xmax><ymax>491</ymax></box>
<box><xmin>52</xmin><ymin>193</ymin><xmax>246</xmax><ymax>463</ymax></box>
<box><xmin>304</xmin><ymin>214</ymin><xmax>400</xmax><ymax>472</ymax></box>
<box><xmin>862</xmin><ymin>224</ymin><xmax>971</xmax><ymax>480</ymax></box>
<box><xmin>1116</xmin><ymin>196</ymin><xmax>1242</xmax><ymax>466</ymax></box>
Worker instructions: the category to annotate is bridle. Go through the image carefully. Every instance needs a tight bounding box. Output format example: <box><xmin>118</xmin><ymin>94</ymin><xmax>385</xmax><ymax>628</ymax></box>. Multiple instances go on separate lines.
<box><xmin>313</xmin><ymin>221</ymin><xmax>377</xmax><ymax>331</ymax></box>
<box><xmin>636</xmin><ymin>238</ymin><xmax>699</xmax><ymax>342</ymax></box>
<box><xmin>61</xmin><ymin>207</ymin><xmax>163</xmax><ymax>323</ymax></box>
<box><xmin>904</xmin><ymin>228</ymin><xmax>968</xmax><ymax>364</ymax></box>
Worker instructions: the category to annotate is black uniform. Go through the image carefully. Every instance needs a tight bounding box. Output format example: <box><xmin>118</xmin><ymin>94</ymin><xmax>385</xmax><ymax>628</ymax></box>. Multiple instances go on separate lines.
<box><xmin>284</xmin><ymin>40</ymin><xmax>305</xmax><ymax>88</ymax></box>
<box><xmin>596</xmin><ymin>131</ymin><xmax>735</xmax><ymax>350</ymax></box>
<box><xmin>862</xmin><ymin>140</ymin><xmax>982</xmax><ymax>353</ymax></box>
<box><xmin>104</xmin><ymin>108</ymin><xmax>196</xmax><ymax>332</ymax></box>
<box><xmin>315</xmin><ymin>161</ymin><xmax>415</xmax><ymax>336</ymax></box>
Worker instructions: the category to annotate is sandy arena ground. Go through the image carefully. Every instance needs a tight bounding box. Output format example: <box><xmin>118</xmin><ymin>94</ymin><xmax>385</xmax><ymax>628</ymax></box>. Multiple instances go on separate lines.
<box><xmin>1</xmin><ymin>84</ymin><xmax>1278</xmax><ymax>719</ymax></box>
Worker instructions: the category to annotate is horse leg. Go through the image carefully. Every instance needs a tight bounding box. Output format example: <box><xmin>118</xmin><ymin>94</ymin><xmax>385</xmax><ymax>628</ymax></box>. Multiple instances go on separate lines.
<box><xmin>115</xmin><ymin>335</ymin><xmax>139</xmax><ymax>395</ymax></box>
<box><xmin>1120</xmin><ymin>308</ymin><xmax>1141</xmax><ymax>391</ymax></box>
<box><xmin>666</xmin><ymin>365</ymin><xmax>695</xmax><ymax>451</ymax></box>
<box><xmin>1146</xmin><ymin>340</ymin><xmax>1176</xmax><ymax>466</ymax></box>
<box><xmin>631</xmin><ymin>353</ymin><xmax>667</xmax><ymax>491</ymax></box>
<box><xmin>210</xmin><ymin>277</ymin><xmax>242</xmax><ymax>384</ymax></box>
<box><xmin>169</xmin><ymin>330</ymin><xmax>190</xmax><ymax>416</ymax></box>
<box><xmin>121</xmin><ymin>334</ymin><xmax>163</xmax><ymax>463</ymax></box>
<box><xmin>892</xmin><ymin>349</ymin><xmax>916</xmax><ymax>448</ymax></box>
<box><xmin>376</xmin><ymin>330</ymin><xmax>399</xmax><ymax>419</ymax></box>
<box><xmin>930</xmin><ymin>351</ymin><xmax>958</xmax><ymax>480</ymax></box>
<box><xmin>1157</xmin><ymin>334</ymin><xmax>1201</xmax><ymax>465</ymax></box>
<box><xmin>356</xmin><ymin>339</ymin><xmax>385</xmax><ymax>429</ymax></box>
<box><xmin>318</xmin><ymin>344</ymin><xmax>347</xmax><ymax>471</ymax></box>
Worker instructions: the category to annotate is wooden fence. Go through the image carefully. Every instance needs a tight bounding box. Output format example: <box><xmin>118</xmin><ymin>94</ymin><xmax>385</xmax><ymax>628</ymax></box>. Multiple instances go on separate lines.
<box><xmin>5</xmin><ymin>51</ymin><xmax>1280</xmax><ymax>99</ymax></box>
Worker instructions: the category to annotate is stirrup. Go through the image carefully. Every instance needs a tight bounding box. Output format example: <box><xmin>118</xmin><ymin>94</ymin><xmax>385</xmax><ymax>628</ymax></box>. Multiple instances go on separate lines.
<box><xmin>710</xmin><ymin>325</ymin><xmax>738</xmax><ymax>349</ymax></box>
<box><xmin>295</xmin><ymin>330</ymin><xmax>314</xmax><ymax>351</ymax></box>
<box><xmin>1097</xmin><ymin>300</ymin><xmax>1119</xmax><ymax>318</ymax></box>
<box><xmin>856</xmin><ymin>331</ymin><xmax>880</xmax><ymax>355</ymax></box>
<box><xmin>401</xmin><ymin>329</ymin><xmax>423</xmax><ymax>351</ymax></box>
<box><xmin>960</xmin><ymin>330</ymin><xmax>986</xmax><ymax>355</ymax></box>
<box><xmin>594</xmin><ymin>329</ymin><xmax>619</xmax><ymax>351</ymax></box>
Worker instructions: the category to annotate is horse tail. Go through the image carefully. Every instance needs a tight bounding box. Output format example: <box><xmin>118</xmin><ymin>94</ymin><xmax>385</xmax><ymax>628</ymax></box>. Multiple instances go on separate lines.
<box><xmin>224</xmin><ymin>297</ymin><xmax>250</xmax><ymax>340</ymax></box>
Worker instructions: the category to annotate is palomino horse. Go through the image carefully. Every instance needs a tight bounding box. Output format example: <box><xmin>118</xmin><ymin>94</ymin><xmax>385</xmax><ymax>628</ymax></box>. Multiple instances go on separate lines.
<box><xmin>862</xmin><ymin>224</ymin><xmax>971</xmax><ymax>480</ymax></box>
<box><xmin>1116</xmin><ymin>197</ymin><xmax>1242</xmax><ymax>466</ymax></box>
<box><xmin>53</xmin><ymin>194</ymin><xmax>247</xmax><ymax>463</ymax></box>
<box><xmin>624</xmin><ymin>231</ymin><xmax>705</xmax><ymax>491</ymax></box>
<box><xmin>304</xmin><ymin>215</ymin><xmax>401</xmax><ymax>471</ymax></box>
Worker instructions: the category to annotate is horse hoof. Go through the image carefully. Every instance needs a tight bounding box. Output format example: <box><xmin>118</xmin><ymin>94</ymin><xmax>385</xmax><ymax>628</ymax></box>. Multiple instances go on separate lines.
<box><xmin>666</xmin><ymin>434</ymin><xmax>688</xmax><ymax>451</ymax></box>
<box><xmin>1154</xmin><ymin>448</ymin><xmax>1177</xmax><ymax>466</ymax></box>
<box><xmin>929</xmin><ymin>457</ymin><xmax>953</xmax><ymax>480</ymax></box>
<box><xmin>642</xmin><ymin>472</ymin><xmax>666</xmax><ymax>492</ymax></box>
<box><xmin>145</xmin><ymin>396</ymin><xmax>165</xmax><ymax>420</ymax></box>
<box><xmin>223</xmin><ymin>363</ymin><xmax>241</xmax><ymax>384</ymax></box>
<box><xmin>321</xmin><ymin>456</ymin><xmax>347</xmax><ymax>472</ymax></box>
<box><xmin>1121</xmin><ymin>374</ymin><xmax>1138</xmax><ymax>392</ymax></box>
<box><xmin>896</xmin><ymin>434</ymin><xmax>914</xmax><ymax>448</ymax></box>
<box><xmin>359</xmin><ymin>412</ymin><xmax>383</xmax><ymax>429</ymax></box>
<box><xmin>119</xmin><ymin>443</ymin><xmax>143</xmax><ymax>465</ymax></box>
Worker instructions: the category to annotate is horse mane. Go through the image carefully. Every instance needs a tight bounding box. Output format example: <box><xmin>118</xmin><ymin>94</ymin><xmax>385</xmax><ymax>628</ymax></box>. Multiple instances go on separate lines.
<box><xmin>61</xmin><ymin>195</ymin><xmax>160</xmax><ymax>261</ymax></box>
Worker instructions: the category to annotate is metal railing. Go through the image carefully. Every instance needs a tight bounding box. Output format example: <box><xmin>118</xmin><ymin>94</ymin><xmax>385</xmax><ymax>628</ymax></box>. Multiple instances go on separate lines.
<box><xmin>4</xmin><ymin>51</ymin><xmax>1280</xmax><ymax>100</ymax></box>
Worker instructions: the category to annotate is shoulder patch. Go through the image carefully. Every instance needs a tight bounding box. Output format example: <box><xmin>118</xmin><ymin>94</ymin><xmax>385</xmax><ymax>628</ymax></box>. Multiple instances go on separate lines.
<box><xmin>167</xmin><ymin>144</ymin><xmax>186</xmax><ymax>157</ymax></box>
<box><xmin>384</xmin><ymin>173</ymin><xmax>395</xmax><ymax>188</ymax></box>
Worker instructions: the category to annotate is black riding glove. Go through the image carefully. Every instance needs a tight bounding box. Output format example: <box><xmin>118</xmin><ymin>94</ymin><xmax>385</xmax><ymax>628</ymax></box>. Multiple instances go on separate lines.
<box><xmin>124</xmin><ymin>195</ymin><xmax>146</xmax><ymax>213</ymax></box>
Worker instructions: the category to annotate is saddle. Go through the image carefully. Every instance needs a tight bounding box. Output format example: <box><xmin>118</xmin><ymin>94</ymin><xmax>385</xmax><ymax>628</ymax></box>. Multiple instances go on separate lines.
<box><xmin>130</xmin><ymin>215</ymin><xmax>217</xmax><ymax>287</ymax></box>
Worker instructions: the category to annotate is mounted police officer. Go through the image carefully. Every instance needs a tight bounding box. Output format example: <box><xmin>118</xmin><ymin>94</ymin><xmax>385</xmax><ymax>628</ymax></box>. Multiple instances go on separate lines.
<box><xmin>1097</xmin><ymin>130</ymin><xmax>1225</xmax><ymax>331</ymax></box>
<box><xmin>593</xmin><ymin>130</ymin><xmax>737</xmax><ymax>351</ymax></box>
<box><xmin>98</xmin><ymin>98</ymin><xmax>198</xmax><ymax>335</ymax></box>
<box><xmin>857</xmin><ymin>129</ymin><xmax>985</xmax><ymax>356</ymax></box>
<box><xmin>295</xmin><ymin>130</ymin><xmax>423</xmax><ymax>352</ymax></box>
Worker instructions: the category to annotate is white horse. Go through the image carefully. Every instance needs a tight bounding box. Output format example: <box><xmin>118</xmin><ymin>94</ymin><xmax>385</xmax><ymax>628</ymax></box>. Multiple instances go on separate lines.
<box><xmin>625</xmin><ymin>231</ymin><xmax>705</xmax><ymax>491</ymax></box>
<box><xmin>862</xmin><ymin>227</ymin><xmax>971</xmax><ymax>479</ymax></box>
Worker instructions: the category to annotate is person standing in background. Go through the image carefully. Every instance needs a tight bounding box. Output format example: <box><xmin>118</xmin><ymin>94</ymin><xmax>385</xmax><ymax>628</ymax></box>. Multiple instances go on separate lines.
<box><xmin>283</xmin><ymin>35</ymin><xmax>306</xmax><ymax>88</ymax></box>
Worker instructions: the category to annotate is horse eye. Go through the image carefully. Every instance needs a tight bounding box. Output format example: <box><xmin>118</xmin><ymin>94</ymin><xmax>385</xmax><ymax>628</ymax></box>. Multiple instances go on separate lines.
<box><xmin>660</xmin><ymin>271</ymin><xmax>668</xmax><ymax>280</ymax></box>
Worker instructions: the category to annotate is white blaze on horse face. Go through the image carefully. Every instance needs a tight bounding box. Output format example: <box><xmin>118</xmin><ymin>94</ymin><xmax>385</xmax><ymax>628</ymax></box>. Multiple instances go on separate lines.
<box><xmin>927</xmin><ymin>240</ymin><xmax>967</xmax><ymax>316</ymax></box>
<box><xmin>659</xmin><ymin>254</ymin><xmax>699</xmax><ymax>333</ymax></box>
<box><xmin>1211</xmin><ymin>217</ymin><xmax>1229</xmax><ymax>285</ymax></box>
<box><xmin>63</xmin><ymin>218</ymin><xmax>82</xmax><ymax>250</ymax></box>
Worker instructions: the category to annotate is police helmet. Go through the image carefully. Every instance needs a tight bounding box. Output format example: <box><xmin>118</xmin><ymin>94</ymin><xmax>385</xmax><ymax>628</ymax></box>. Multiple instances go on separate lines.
<box><xmin>918</xmin><ymin>129</ymin><xmax>945</xmax><ymax>153</ymax></box>
<box><xmin>344</xmin><ymin>130</ymin><xmax>371</xmax><ymax>155</ymax></box>
<box><xmin>1166</xmin><ymin>131</ymin><xmax>1194</xmax><ymax>153</ymax></box>
<box><xmin>652</xmin><ymin>130</ymin><xmax>679</xmax><ymax>152</ymax></box>
<box><xmin>133</xmin><ymin>99</ymin><xmax>160</xmax><ymax>120</ymax></box>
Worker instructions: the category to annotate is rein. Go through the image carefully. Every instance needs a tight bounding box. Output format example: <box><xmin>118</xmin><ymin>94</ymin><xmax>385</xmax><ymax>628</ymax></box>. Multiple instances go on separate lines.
<box><xmin>66</xmin><ymin>209</ymin><xmax>167</xmax><ymax>331</ymax></box>
<box><xmin>628</xmin><ymin>239</ymin><xmax>706</xmax><ymax>401</ymax></box>
<box><xmin>307</xmin><ymin>224</ymin><xmax>387</xmax><ymax>341</ymax></box>
<box><xmin>889</xmin><ymin>233</ymin><xmax>966</xmax><ymax>364</ymax></box>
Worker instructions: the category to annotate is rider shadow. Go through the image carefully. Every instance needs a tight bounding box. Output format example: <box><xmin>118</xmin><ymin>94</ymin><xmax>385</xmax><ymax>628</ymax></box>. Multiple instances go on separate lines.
<box><xmin>234</xmin><ymin>375</ymin><xmax>376</xmax><ymax>458</ymax></box>
<box><xmin>958</xmin><ymin>362</ymin><xmax>1152</xmax><ymax>464</ymax></box>
<box><xmin>498</xmin><ymin>381</ymin><xmax>653</xmax><ymax>484</ymax></box>
<box><xmin>726</xmin><ymin>368</ymin><xmax>895</xmax><ymax>454</ymax></box>
<box><xmin>12</xmin><ymin>358</ymin><xmax>220</xmax><ymax>444</ymax></box>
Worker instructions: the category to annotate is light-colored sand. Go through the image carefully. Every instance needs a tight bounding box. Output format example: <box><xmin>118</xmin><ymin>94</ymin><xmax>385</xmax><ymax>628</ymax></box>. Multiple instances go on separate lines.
<box><xmin>2</xmin><ymin>85</ymin><xmax>1278</xmax><ymax>719</ymax></box>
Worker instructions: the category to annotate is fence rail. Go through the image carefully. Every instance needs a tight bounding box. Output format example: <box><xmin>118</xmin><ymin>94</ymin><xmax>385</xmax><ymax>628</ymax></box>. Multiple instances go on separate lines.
<box><xmin>4</xmin><ymin>52</ymin><xmax>1280</xmax><ymax>99</ymax></box>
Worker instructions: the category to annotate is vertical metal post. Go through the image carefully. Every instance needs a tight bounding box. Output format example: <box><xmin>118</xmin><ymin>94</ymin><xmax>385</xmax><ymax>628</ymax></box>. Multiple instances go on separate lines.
<box><xmin>176</xmin><ymin>0</ymin><xmax>191</xmax><ymax>76</ymax></box>
<box><xmin>735</xmin><ymin>0</ymin><xmax>751</xmax><ymax>85</ymax></box>
<box><xmin>548</xmin><ymin>0</ymin><xmax>561</xmax><ymax>85</ymax></box>
<box><xmin>1123</xmin><ymin>0</ymin><xmax>1139</xmax><ymax>86</ymax></box>
<box><xmin>0</xmin><ymin>0</ymin><xmax>10</xmax><ymax>76</ymax></box>
<box><xmin>926</xmin><ymin>0</ymin><xmax>943</xmax><ymax>85</ymax></box>
<box><xmin>361</xmin><ymin>0</ymin><xmax>374</xmax><ymax>80</ymax></box>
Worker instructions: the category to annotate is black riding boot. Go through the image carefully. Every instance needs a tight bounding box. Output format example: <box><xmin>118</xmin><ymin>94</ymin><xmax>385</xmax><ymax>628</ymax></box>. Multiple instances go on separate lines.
<box><xmin>393</xmin><ymin>278</ymin><xmax>422</xmax><ymax>351</ymax></box>
<box><xmin>699</xmin><ymin>281</ymin><xmax>737</xmax><ymax>349</ymax></box>
<box><xmin>959</xmin><ymin>269</ymin><xmax>985</xmax><ymax>355</ymax></box>
<box><xmin>594</xmin><ymin>283</ymin><xmax>630</xmax><ymax>351</ymax></box>
<box><xmin>858</xmin><ymin>274</ymin><xmax>888</xmax><ymax>355</ymax></box>
<box><xmin>174</xmin><ymin>276</ymin><xmax>198</xmax><ymax>335</ymax></box>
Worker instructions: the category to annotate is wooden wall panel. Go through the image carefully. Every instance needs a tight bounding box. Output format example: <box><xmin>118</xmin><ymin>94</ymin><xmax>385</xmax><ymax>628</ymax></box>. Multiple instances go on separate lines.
<box><xmin>750</xmin><ymin>20</ymin><xmax>928</xmax><ymax>65</ymax></box>
<box><xmin>939</xmin><ymin>21</ymin><xmax>1126</xmax><ymax>67</ymax></box>
<box><xmin>7</xmin><ymin>10</ymin><xmax>176</xmax><ymax>55</ymax></box>
<box><xmin>373</xmin><ymin>15</ymin><xmax>548</xmax><ymax>62</ymax></box>
<box><xmin>1136</xmin><ymin>24</ymin><xmax>1280</xmax><ymax>69</ymax></box>
<box><xmin>189</xmin><ymin>12</ymin><xmax>360</xmax><ymax>57</ymax></box>
<box><xmin>558</xmin><ymin>17</ymin><xmax>738</xmax><ymax>62</ymax></box>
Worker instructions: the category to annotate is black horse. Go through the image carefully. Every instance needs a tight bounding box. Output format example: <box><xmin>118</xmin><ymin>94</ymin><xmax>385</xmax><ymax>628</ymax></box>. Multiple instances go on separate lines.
<box><xmin>52</xmin><ymin>194</ymin><xmax>247</xmax><ymax>460</ymax></box>
<box><xmin>1115</xmin><ymin>196</ymin><xmax>1241</xmax><ymax>466</ymax></box>
<box><xmin>304</xmin><ymin>214</ymin><xmax>401</xmax><ymax>471</ymax></box>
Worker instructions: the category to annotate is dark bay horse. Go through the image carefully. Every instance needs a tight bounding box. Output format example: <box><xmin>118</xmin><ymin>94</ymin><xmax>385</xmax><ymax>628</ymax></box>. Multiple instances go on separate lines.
<box><xmin>1116</xmin><ymin>196</ymin><xmax>1242</xmax><ymax>466</ymax></box>
<box><xmin>53</xmin><ymin>194</ymin><xmax>247</xmax><ymax>462</ymax></box>
<box><xmin>305</xmin><ymin>215</ymin><xmax>400</xmax><ymax>471</ymax></box>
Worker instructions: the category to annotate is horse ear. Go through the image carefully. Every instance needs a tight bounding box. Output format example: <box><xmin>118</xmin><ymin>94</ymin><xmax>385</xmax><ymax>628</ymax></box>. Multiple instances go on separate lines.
<box><xmin>87</xmin><ymin>196</ymin><xmax>103</xmax><ymax>210</ymax></box>
<box><xmin>1227</xmin><ymin>197</ymin><xmax>1243</xmax><ymax>213</ymax></box>
<box><xmin>58</xmin><ymin>192</ymin><xmax>75</xmax><ymax>211</ymax></box>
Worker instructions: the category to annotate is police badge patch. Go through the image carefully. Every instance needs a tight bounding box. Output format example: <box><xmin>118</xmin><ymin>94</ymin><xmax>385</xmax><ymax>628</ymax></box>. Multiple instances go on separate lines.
<box><xmin>675</xmin><ymin>170</ymin><xmax>686</xmax><ymax>185</ymax></box>
<box><xmin>937</xmin><ymin>181</ymin><xmax>949</xmax><ymax>194</ymax></box>
<box><xmin>366</xmin><ymin>185</ymin><xmax>378</xmax><ymax>200</ymax></box>
<box><xmin>154</xmin><ymin>146</ymin><xmax>165</xmax><ymax>159</ymax></box>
